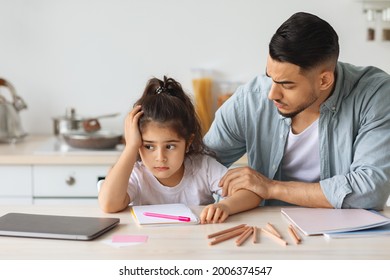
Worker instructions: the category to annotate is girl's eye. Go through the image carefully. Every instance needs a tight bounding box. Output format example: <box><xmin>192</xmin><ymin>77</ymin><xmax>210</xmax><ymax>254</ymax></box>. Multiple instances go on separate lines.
<box><xmin>144</xmin><ymin>145</ymin><xmax>154</xmax><ymax>150</ymax></box>
<box><xmin>166</xmin><ymin>144</ymin><xmax>176</xmax><ymax>150</ymax></box>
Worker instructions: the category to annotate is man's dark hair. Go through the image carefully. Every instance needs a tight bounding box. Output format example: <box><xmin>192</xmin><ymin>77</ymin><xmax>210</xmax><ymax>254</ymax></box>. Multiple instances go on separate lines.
<box><xmin>269</xmin><ymin>12</ymin><xmax>339</xmax><ymax>70</ymax></box>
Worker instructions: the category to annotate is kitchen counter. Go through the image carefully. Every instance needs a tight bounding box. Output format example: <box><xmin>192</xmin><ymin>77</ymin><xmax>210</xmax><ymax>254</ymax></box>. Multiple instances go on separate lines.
<box><xmin>0</xmin><ymin>135</ymin><xmax>121</xmax><ymax>165</ymax></box>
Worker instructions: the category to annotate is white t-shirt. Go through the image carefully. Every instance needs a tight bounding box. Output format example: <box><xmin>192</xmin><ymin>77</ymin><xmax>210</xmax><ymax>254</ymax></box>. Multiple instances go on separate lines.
<box><xmin>282</xmin><ymin>119</ymin><xmax>320</xmax><ymax>182</ymax></box>
<box><xmin>127</xmin><ymin>154</ymin><xmax>227</xmax><ymax>206</ymax></box>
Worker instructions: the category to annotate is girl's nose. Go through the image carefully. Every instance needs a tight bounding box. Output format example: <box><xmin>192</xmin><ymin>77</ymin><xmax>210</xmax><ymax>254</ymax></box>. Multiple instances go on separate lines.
<box><xmin>156</xmin><ymin>149</ymin><xmax>167</xmax><ymax>162</ymax></box>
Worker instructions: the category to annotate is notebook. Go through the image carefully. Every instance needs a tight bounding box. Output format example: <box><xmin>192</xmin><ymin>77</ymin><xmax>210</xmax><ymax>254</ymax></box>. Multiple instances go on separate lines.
<box><xmin>0</xmin><ymin>212</ymin><xmax>120</xmax><ymax>241</ymax></box>
<box><xmin>324</xmin><ymin>223</ymin><xmax>390</xmax><ymax>239</ymax></box>
<box><xmin>131</xmin><ymin>203</ymin><xmax>199</xmax><ymax>225</ymax></box>
<box><xmin>281</xmin><ymin>207</ymin><xmax>390</xmax><ymax>236</ymax></box>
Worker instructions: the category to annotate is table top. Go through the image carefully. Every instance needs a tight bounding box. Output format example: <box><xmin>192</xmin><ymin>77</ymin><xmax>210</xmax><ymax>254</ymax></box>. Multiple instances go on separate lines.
<box><xmin>0</xmin><ymin>205</ymin><xmax>389</xmax><ymax>260</ymax></box>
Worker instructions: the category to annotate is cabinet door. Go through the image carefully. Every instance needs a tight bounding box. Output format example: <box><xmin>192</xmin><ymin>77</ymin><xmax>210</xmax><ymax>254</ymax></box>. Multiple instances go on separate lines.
<box><xmin>0</xmin><ymin>165</ymin><xmax>32</xmax><ymax>196</ymax></box>
<box><xmin>33</xmin><ymin>165</ymin><xmax>110</xmax><ymax>197</ymax></box>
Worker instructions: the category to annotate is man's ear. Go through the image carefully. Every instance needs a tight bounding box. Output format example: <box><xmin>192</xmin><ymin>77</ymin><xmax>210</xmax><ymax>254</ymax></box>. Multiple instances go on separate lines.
<box><xmin>319</xmin><ymin>70</ymin><xmax>335</xmax><ymax>91</ymax></box>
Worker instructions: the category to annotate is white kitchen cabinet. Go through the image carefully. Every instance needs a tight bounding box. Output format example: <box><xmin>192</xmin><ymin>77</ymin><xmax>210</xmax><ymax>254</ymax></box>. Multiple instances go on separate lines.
<box><xmin>0</xmin><ymin>165</ymin><xmax>33</xmax><ymax>204</ymax></box>
<box><xmin>0</xmin><ymin>136</ymin><xmax>118</xmax><ymax>205</ymax></box>
<box><xmin>0</xmin><ymin>164</ymin><xmax>111</xmax><ymax>205</ymax></box>
<box><xmin>32</xmin><ymin>165</ymin><xmax>110</xmax><ymax>199</ymax></box>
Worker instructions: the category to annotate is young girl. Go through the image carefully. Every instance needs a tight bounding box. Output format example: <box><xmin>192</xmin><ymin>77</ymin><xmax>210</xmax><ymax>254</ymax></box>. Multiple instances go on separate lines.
<box><xmin>98</xmin><ymin>76</ymin><xmax>261</xmax><ymax>223</ymax></box>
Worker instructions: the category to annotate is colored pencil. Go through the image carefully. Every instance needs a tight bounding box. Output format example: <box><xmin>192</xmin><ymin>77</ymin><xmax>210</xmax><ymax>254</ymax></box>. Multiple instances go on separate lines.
<box><xmin>207</xmin><ymin>223</ymin><xmax>247</xmax><ymax>239</ymax></box>
<box><xmin>261</xmin><ymin>227</ymin><xmax>287</xmax><ymax>246</ymax></box>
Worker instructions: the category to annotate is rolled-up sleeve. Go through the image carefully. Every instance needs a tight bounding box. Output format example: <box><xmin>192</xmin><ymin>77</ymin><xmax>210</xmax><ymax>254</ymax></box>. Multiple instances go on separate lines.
<box><xmin>320</xmin><ymin>75</ymin><xmax>390</xmax><ymax>210</ymax></box>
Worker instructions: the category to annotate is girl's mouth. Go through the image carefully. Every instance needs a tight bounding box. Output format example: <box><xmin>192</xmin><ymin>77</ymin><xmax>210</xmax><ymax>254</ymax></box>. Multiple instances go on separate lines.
<box><xmin>154</xmin><ymin>167</ymin><xmax>169</xmax><ymax>172</ymax></box>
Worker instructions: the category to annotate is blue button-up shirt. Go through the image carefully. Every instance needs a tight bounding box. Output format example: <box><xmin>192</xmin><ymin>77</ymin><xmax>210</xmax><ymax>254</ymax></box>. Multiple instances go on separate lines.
<box><xmin>204</xmin><ymin>62</ymin><xmax>390</xmax><ymax>210</ymax></box>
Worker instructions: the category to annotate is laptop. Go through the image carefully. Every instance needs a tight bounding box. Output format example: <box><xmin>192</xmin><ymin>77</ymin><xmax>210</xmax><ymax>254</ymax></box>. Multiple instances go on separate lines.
<box><xmin>0</xmin><ymin>212</ymin><xmax>120</xmax><ymax>241</ymax></box>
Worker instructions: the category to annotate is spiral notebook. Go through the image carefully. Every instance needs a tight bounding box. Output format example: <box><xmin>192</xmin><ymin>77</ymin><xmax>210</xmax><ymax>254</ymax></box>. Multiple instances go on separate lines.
<box><xmin>131</xmin><ymin>203</ymin><xmax>200</xmax><ymax>225</ymax></box>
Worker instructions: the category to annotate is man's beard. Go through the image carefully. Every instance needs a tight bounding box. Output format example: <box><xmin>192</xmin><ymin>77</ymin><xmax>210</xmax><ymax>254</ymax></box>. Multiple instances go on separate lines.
<box><xmin>275</xmin><ymin>94</ymin><xmax>318</xmax><ymax>119</ymax></box>
<box><xmin>277</xmin><ymin>107</ymin><xmax>306</xmax><ymax>118</ymax></box>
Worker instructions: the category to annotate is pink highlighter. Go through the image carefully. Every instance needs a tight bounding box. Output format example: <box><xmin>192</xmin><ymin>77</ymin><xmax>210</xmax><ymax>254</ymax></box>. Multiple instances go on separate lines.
<box><xmin>143</xmin><ymin>212</ymin><xmax>191</xmax><ymax>222</ymax></box>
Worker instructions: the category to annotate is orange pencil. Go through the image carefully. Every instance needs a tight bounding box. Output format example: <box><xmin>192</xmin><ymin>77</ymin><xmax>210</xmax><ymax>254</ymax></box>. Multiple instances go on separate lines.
<box><xmin>289</xmin><ymin>225</ymin><xmax>301</xmax><ymax>241</ymax></box>
<box><xmin>261</xmin><ymin>227</ymin><xmax>287</xmax><ymax>246</ymax></box>
<box><xmin>252</xmin><ymin>226</ymin><xmax>258</xmax><ymax>244</ymax></box>
<box><xmin>207</xmin><ymin>224</ymin><xmax>247</xmax><ymax>239</ymax></box>
<box><xmin>214</xmin><ymin>226</ymin><xmax>248</xmax><ymax>241</ymax></box>
<box><xmin>266</xmin><ymin>222</ymin><xmax>282</xmax><ymax>238</ymax></box>
<box><xmin>209</xmin><ymin>226</ymin><xmax>248</xmax><ymax>245</ymax></box>
<box><xmin>235</xmin><ymin>227</ymin><xmax>254</xmax><ymax>246</ymax></box>
<box><xmin>288</xmin><ymin>225</ymin><xmax>301</xmax><ymax>244</ymax></box>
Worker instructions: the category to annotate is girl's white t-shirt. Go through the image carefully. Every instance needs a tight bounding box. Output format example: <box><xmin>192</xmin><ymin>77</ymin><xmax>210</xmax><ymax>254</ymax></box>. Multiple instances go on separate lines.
<box><xmin>127</xmin><ymin>155</ymin><xmax>227</xmax><ymax>206</ymax></box>
<box><xmin>282</xmin><ymin>119</ymin><xmax>320</xmax><ymax>183</ymax></box>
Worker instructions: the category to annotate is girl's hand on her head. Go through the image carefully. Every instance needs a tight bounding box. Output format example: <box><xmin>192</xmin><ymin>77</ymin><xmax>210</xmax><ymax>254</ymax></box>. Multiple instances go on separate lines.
<box><xmin>200</xmin><ymin>203</ymin><xmax>230</xmax><ymax>224</ymax></box>
<box><xmin>124</xmin><ymin>105</ymin><xmax>143</xmax><ymax>151</ymax></box>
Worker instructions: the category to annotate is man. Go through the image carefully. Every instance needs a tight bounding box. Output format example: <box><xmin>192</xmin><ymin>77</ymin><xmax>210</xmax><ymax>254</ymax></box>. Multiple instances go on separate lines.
<box><xmin>204</xmin><ymin>12</ymin><xmax>390</xmax><ymax>210</ymax></box>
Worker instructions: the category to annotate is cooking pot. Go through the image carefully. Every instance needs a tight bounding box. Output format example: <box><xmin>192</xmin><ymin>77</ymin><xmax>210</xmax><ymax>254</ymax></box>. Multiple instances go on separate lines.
<box><xmin>62</xmin><ymin>131</ymin><xmax>123</xmax><ymax>150</ymax></box>
<box><xmin>53</xmin><ymin>108</ymin><xmax>119</xmax><ymax>136</ymax></box>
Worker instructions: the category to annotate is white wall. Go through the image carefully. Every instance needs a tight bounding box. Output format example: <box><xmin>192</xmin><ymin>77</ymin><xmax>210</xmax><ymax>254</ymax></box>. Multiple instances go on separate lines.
<box><xmin>0</xmin><ymin>0</ymin><xmax>389</xmax><ymax>135</ymax></box>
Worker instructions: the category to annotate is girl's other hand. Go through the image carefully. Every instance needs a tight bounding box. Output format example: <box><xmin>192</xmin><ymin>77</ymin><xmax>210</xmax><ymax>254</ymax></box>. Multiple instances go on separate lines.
<box><xmin>200</xmin><ymin>203</ymin><xmax>230</xmax><ymax>224</ymax></box>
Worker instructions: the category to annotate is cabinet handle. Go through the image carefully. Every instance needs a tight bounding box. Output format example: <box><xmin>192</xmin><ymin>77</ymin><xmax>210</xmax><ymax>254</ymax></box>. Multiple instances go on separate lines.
<box><xmin>65</xmin><ymin>176</ymin><xmax>76</xmax><ymax>186</ymax></box>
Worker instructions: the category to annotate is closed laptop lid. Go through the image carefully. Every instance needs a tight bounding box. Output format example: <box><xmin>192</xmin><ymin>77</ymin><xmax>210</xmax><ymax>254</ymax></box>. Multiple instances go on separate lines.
<box><xmin>0</xmin><ymin>213</ymin><xmax>120</xmax><ymax>241</ymax></box>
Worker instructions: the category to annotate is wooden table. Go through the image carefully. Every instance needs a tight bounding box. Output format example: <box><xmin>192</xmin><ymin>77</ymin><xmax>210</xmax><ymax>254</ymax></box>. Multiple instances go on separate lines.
<box><xmin>1</xmin><ymin>205</ymin><xmax>389</xmax><ymax>260</ymax></box>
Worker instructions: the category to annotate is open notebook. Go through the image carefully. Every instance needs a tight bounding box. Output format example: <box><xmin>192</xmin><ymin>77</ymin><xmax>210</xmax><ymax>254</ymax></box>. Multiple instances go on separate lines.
<box><xmin>0</xmin><ymin>213</ymin><xmax>120</xmax><ymax>241</ymax></box>
<box><xmin>131</xmin><ymin>203</ymin><xmax>199</xmax><ymax>225</ymax></box>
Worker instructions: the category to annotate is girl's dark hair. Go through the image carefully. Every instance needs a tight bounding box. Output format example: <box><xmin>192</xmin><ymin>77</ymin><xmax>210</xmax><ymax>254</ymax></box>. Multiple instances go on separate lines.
<box><xmin>269</xmin><ymin>12</ymin><xmax>339</xmax><ymax>71</ymax></box>
<box><xmin>134</xmin><ymin>76</ymin><xmax>212</xmax><ymax>157</ymax></box>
